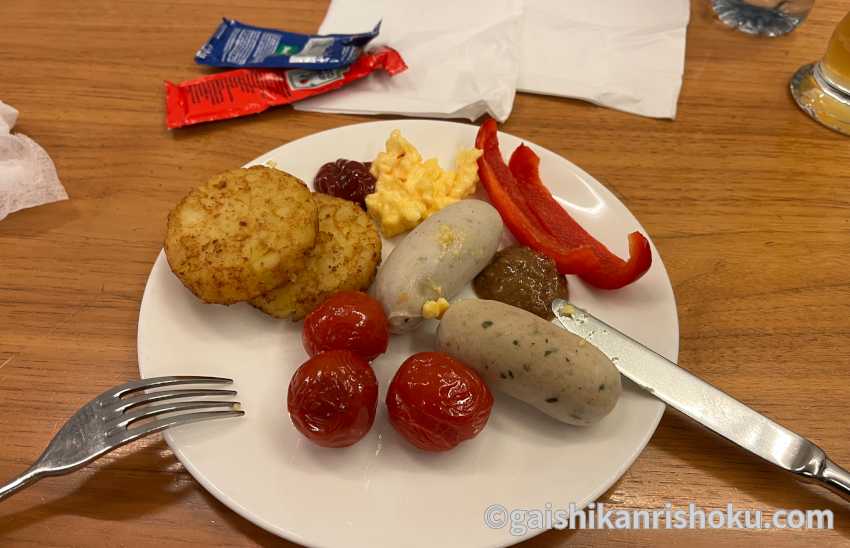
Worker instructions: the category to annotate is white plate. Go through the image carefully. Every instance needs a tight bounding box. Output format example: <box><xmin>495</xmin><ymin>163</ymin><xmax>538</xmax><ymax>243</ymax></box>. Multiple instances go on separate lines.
<box><xmin>138</xmin><ymin>120</ymin><xmax>678</xmax><ymax>548</ymax></box>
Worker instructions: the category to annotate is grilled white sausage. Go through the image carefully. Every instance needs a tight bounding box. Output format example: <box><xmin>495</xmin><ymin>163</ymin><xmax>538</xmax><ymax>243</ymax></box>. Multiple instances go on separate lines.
<box><xmin>373</xmin><ymin>200</ymin><xmax>503</xmax><ymax>333</ymax></box>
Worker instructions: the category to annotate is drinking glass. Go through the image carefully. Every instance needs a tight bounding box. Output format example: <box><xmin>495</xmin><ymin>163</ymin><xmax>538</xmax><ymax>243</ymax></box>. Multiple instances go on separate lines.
<box><xmin>712</xmin><ymin>0</ymin><xmax>814</xmax><ymax>36</ymax></box>
<box><xmin>790</xmin><ymin>11</ymin><xmax>850</xmax><ymax>136</ymax></box>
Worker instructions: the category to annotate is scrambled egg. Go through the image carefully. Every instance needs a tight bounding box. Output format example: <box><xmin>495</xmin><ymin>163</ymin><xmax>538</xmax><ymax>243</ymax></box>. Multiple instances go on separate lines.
<box><xmin>559</xmin><ymin>303</ymin><xmax>576</xmax><ymax>317</ymax></box>
<box><xmin>422</xmin><ymin>297</ymin><xmax>450</xmax><ymax>319</ymax></box>
<box><xmin>437</xmin><ymin>224</ymin><xmax>464</xmax><ymax>257</ymax></box>
<box><xmin>366</xmin><ymin>130</ymin><xmax>482</xmax><ymax>237</ymax></box>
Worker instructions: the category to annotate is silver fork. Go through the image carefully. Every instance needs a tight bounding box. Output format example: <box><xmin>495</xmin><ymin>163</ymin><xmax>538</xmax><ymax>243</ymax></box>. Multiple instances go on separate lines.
<box><xmin>0</xmin><ymin>375</ymin><xmax>244</xmax><ymax>502</ymax></box>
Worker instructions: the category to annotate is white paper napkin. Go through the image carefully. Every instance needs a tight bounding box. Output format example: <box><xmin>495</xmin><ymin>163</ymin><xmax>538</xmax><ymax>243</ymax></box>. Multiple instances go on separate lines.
<box><xmin>518</xmin><ymin>0</ymin><xmax>689</xmax><ymax>119</ymax></box>
<box><xmin>0</xmin><ymin>101</ymin><xmax>67</xmax><ymax>221</ymax></box>
<box><xmin>294</xmin><ymin>0</ymin><xmax>523</xmax><ymax>122</ymax></box>
<box><xmin>295</xmin><ymin>0</ymin><xmax>689</xmax><ymax>121</ymax></box>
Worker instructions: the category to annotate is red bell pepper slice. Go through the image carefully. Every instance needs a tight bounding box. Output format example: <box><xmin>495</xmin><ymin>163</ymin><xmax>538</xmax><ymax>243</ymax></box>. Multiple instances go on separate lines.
<box><xmin>475</xmin><ymin>118</ymin><xmax>652</xmax><ymax>290</ymax></box>
<box><xmin>475</xmin><ymin>124</ymin><xmax>600</xmax><ymax>274</ymax></box>
<box><xmin>508</xmin><ymin>143</ymin><xmax>652</xmax><ymax>289</ymax></box>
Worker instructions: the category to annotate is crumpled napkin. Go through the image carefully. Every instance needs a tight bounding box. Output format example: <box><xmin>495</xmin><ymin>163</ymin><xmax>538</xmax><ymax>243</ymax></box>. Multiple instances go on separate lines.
<box><xmin>294</xmin><ymin>0</ymin><xmax>523</xmax><ymax>122</ymax></box>
<box><xmin>295</xmin><ymin>0</ymin><xmax>689</xmax><ymax>121</ymax></box>
<box><xmin>0</xmin><ymin>101</ymin><xmax>67</xmax><ymax>221</ymax></box>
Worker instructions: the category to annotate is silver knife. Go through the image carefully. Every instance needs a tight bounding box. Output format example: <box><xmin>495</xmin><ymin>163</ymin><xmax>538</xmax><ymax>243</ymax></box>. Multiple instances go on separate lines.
<box><xmin>551</xmin><ymin>298</ymin><xmax>850</xmax><ymax>501</ymax></box>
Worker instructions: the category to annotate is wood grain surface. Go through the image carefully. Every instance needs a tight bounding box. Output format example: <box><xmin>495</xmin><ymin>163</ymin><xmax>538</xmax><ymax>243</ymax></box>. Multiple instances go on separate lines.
<box><xmin>2</xmin><ymin>0</ymin><xmax>850</xmax><ymax>546</ymax></box>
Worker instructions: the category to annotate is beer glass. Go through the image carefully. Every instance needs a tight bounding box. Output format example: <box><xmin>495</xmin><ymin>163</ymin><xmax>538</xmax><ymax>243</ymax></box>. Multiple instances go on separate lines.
<box><xmin>790</xmin><ymin>11</ymin><xmax>850</xmax><ymax>135</ymax></box>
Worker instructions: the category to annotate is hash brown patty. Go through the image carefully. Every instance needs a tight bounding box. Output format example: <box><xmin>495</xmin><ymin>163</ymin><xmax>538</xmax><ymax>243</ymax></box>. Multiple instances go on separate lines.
<box><xmin>165</xmin><ymin>166</ymin><xmax>318</xmax><ymax>304</ymax></box>
<box><xmin>251</xmin><ymin>193</ymin><xmax>381</xmax><ymax>319</ymax></box>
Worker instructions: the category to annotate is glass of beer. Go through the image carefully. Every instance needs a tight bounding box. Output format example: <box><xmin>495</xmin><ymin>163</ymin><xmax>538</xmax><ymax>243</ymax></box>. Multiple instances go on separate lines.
<box><xmin>790</xmin><ymin>11</ymin><xmax>850</xmax><ymax>135</ymax></box>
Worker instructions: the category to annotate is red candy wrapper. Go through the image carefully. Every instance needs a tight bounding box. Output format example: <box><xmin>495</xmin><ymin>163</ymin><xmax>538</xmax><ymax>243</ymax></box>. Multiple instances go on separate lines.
<box><xmin>165</xmin><ymin>47</ymin><xmax>406</xmax><ymax>128</ymax></box>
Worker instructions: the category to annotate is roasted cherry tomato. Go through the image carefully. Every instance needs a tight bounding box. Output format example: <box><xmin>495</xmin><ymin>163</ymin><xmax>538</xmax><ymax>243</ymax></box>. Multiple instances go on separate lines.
<box><xmin>313</xmin><ymin>159</ymin><xmax>376</xmax><ymax>209</ymax></box>
<box><xmin>303</xmin><ymin>291</ymin><xmax>389</xmax><ymax>362</ymax></box>
<box><xmin>288</xmin><ymin>350</ymin><xmax>378</xmax><ymax>448</ymax></box>
<box><xmin>386</xmin><ymin>352</ymin><xmax>493</xmax><ymax>452</ymax></box>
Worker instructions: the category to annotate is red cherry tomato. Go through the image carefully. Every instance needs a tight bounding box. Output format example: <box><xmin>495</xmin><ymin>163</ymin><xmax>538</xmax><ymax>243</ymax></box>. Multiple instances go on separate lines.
<box><xmin>303</xmin><ymin>291</ymin><xmax>389</xmax><ymax>362</ymax></box>
<box><xmin>386</xmin><ymin>352</ymin><xmax>493</xmax><ymax>452</ymax></box>
<box><xmin>288</xmin><ymin>350</ymin><xmax>378</xmax><ymax>448</ymax></box>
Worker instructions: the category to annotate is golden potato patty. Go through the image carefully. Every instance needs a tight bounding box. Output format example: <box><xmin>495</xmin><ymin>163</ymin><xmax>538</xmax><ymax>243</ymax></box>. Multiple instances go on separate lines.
<box><xmin>165</xmin><ymin>166</ymin><xmax>317</xmax><ymax>304</ymax></box>
<box><xmin>252</xmin><ymin>193</ymin><xmax>381</xmax><ymax>320</ymax></box>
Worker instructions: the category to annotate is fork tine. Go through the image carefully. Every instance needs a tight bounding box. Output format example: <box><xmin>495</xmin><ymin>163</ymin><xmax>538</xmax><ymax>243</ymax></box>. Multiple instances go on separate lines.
<box><xmin>110</xmin><ymin>410</ymin><xmax>245</xmax><ymax>446</ymax></box>
<box><xmin>108</xmin><ymin>400</ymin><xmax>242</xmax><ymax>430</ymax></box>
<box><xmin>106</xmin><ymin>388</ymin><xmax>238</xmax><ymax>413</ymax></box>
<box><xmin>103</xmin><ymin>376</ymin><xmax>234</xmax><ymax>399</ymax></box>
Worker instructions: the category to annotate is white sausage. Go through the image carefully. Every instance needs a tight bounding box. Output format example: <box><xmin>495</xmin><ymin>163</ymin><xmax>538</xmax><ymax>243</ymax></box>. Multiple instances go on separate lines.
<box><xmin>373</xmin><ymin>200</ymin><xmax>503</xmax><ymax>333</ymax></box>
<box><xmin>436</xmin><ymin>299</ymin><xmax>621</xmax><ymax>425</ymax></box>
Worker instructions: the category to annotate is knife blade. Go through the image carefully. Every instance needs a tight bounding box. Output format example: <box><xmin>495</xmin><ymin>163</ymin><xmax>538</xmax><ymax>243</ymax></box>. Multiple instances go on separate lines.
<box><xmin>551</xmin><ymin>298</ymin><xmax>850</xmax><ymax>501</ymax></box>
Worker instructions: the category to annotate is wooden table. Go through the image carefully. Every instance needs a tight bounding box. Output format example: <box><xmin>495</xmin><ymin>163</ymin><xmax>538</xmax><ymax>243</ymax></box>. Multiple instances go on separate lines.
<box><xmin>2</xmin><ymin>1</ymin><xmax>849</xmax><ymax>546</ymax></box>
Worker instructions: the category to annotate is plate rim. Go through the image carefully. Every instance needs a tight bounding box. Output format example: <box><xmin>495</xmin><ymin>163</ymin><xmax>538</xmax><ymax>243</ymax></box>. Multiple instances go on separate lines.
<box><xmin>138</xmin><ymin>118</ymin><xmax>677</xmax><ymax>548</ymax></box>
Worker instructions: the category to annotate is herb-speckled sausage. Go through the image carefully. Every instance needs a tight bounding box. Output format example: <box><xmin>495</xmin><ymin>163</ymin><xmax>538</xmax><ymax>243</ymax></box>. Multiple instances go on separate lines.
<box><xmin>436</xmin><ymin>299</ymin><xmax>621</xmax><ymax>425</ymax></box>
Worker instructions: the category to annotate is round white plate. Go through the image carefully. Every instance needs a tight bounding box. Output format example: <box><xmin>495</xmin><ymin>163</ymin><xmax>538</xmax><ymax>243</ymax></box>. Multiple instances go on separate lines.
<box><xmin>138</xmin><ymin>120</ymin><xmax>678</xmax><ymax>548</ymax></box>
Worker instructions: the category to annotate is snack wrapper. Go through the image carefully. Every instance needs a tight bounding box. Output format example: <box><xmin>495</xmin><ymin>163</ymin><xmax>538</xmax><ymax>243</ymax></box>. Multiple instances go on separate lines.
<box><xmin>195</xmin><ymin>18</ymin><xmax>380</xmax><ymax>70</ymax></box>
<box><xmin>165</xmin><ymin>48</ymin><xmax>406</xmax><ymax>129</ymax></box>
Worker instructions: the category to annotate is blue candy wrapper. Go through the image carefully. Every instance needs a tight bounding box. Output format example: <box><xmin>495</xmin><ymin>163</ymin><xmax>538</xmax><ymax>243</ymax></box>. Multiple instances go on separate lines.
<box><xmin>195</xmin><ymin>18</ymin><xmax>381</xmax><ymax>70</ymax></box>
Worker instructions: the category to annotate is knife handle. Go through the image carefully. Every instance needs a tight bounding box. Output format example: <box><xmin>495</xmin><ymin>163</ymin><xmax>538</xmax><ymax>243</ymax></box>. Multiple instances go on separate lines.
<box><xmin>814</xmin><ymin>458</ymin><xmax>850</xmax><ymax>501</ymax></box>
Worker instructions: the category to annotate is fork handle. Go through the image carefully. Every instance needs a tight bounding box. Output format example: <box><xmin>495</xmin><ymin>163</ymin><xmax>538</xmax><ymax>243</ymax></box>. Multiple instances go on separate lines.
<box><xmin>0</xmin><ymin>466</ymin><xmax>45</xmax><ymax>502</ymax></box>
